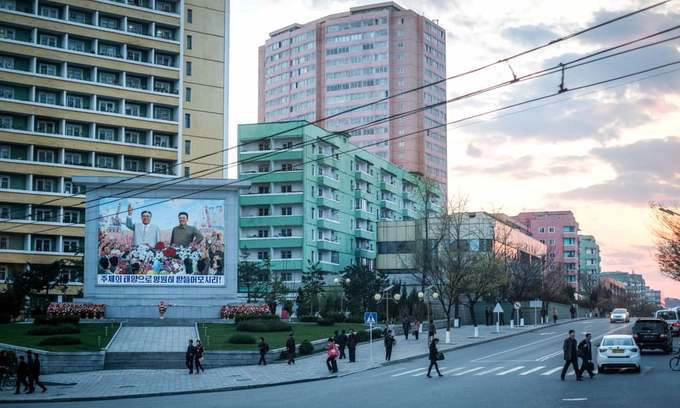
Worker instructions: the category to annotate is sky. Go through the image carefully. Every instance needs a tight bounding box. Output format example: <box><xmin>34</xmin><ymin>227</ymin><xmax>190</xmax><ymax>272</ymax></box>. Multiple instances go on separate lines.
<box><xmin>227</xmin><ymin>0</ymin><xmax>680</xmax><ymax>298</ymax></box>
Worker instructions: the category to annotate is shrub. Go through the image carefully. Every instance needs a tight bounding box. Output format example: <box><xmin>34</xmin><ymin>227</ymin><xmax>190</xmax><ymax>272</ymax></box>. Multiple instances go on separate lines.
<box><xmin>316</xmin><ymin>318</ymin><xmax>335</xmax><ymax>326</ymax></box>
<box><xmin>28</xmin><ymin>324</ymin><xmax>80</xmax><ymax>336</ymax></box>
<box><xmin>298</xmin><ymin>339</ymin><xmax>314</xmax><ymax>355</ymax></box>
<box><xmin>298</xmin><ymin>315</ymin><xmax>318</xmax><ymax>323</ymax></box>
<box><xmin>236</xmin><ymin>319</ymin><xmax>292</xmax><ymax>332</ymax></box>
<box><xmin>220</xmin><ymin>304</ymin><xmax>271</xmax><ymax>319</ymax></box>
<box><xmin>38</xmin><ymin>335</ymin><xmax>82</xmax><ymax>346</ymax></box>
<box><xmin>234</xmin><ymin>313</ymin><xmax>279</xmax><ymax>324</ymax></box>
<box><xmin>345</xmin><ymin>316</ymin><xmax>365</xmax><ymax>324</ymax></box>
<box><xmin>356</xmin><ymin>328</ymin><xmax>383</xmax><ymax>342</ymax></box>
<box><xmin>33</xmin><ymin>315</ymin><xmax>80</xmax><ymax>326</ymax></box>
<box><xmin>46</xmin><ymin>303</ymin><xmax>105</xmax><ymax>319</ymax></box>
<box><xmin>227</xmin><ymin>334</ymin><xmax>257</xmax><ymax>344</ymax></box>
<box><xmin>323</xmin><ymin>313</ymin><xmax>345</xmax><ymax>323</ymax></box>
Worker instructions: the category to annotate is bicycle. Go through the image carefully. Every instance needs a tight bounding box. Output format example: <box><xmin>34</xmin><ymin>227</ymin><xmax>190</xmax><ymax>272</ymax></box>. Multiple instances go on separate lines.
<box><xmin>670</xmin><ymin>349</ymin><xmax>680</xmax><ymax>371</ymax></box>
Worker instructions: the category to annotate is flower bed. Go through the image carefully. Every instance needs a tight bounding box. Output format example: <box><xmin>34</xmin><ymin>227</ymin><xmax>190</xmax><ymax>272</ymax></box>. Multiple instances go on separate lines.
<box><xmin>47</xmin><ymin>303</ymin><xmax>106</xmax><ymax>319</ymax></box>
<box><xmin>220</xmin><ymin>304</ymin><xmax>270</xmax><ymax>319</ymax></box>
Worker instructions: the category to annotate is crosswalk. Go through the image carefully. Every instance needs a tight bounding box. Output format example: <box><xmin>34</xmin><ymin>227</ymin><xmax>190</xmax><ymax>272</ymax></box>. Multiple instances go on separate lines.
<box><xmin>389</xmin><ymin>364</ymin><xmax>602</xmax><ymax>379</ymax></box>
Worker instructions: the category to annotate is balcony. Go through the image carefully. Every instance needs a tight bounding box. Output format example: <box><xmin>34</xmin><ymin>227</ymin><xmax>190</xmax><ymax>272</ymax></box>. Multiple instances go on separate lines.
<box><xmin>239</xmin><ymin>149</ymin><xmax>302</xmax><ymax>162</ymax></box>
<box><xmin>354</xmin><ymin>228</ymin><xmax>375</xmax><ymax>240</ymax></box>
<box><xmin>270</xmin><ymin>259</ymin><xmax>303</xmax><ymax>271</ymax></box>
<box><xmin>354</xmin><ymin>208</ymin><xmax>377</xmax><ymax>221</ymax></box>
<box><xmin>316</xmin><ymin>196</ymin><xmax>341</xmax><ymax>210</ymax></box>
<box><xmin>239</xmin><ymin>237</ymin><xmax>303</xmax><ymax>249</ymax></box>
<box><xmin>318</xmin><ymin>261</ymin><xmax>341</xmax><ymax>273</ymax></box>
<box><xmin>316</xmin><ymin>239</ymin><xmax>339</xmax><ymax>251</ymax></box>
<box><xmin>402</xmin><ymin>207</ymin><xmax>418</xmax><ymax>219</ymax></box>
<box><xmin>353</xmin><ymin>189</ymin><xmax>372</xmax><ymax>201</ymax></box>
<box><xmin>240</xmin><ymin>215</ymin><xmax>304</xmax><ymax>228</ymax></box>
<box><xmin>315</xmin><ymin>154</ymin><xmax>338</xmax><ymax>167</ymax></box>
<box><xmin>248</xmin><ymin>171</ymin><xmax>303</xmax><ymax>183</ymax></box>
<box><xmin>380</xmin><ymin>199</ymin><xmax>400</xmax><ymax>212</ymax></box>
<box><xmin>380</xmin><ymin>181</ymin><xmax>399</xmax><ymax>194</ymax></box>
<box><xmin>240</xmin><ymin>192</ymin><xmax>303</xmax><ymax>206</ymax></box>
<box><xmin>354</xmin><ymin>170</ymin><xmax>374</xmax><ymax>184</ymax></box>
<box><xmin>316</xmin><ymin>175</ymin><xmax>340</xmax><ymax>189</ymax></box>
<box><xmin>355</xmin><ymin>248</ymin><xmax>376</xmax><ymax>259</ymax></box>
<box><xmin>316</xmin><ymin>218</ymin><xmax>340</xmax><ymax>229</ymax></box>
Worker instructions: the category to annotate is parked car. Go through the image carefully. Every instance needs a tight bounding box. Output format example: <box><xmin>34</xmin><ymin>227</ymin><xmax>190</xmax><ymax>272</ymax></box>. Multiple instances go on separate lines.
<box><xmin>597</xmin><ymin>334</ymin><xmax>641</xmax><ymax>373</ymax></box>
<box><xmin>632</xmin><ymin>318</ymin><xmax>673</xmax><ymax>353</ymax></box>
<box><xmin>610</xmin><ymin>308</ymin><xmax>630</xmax><ymax>323</ymax></box>
<box><xmin>654</xmin><ymin>309</ymin><xmax>680</xmax><ymax>336</ymax></box>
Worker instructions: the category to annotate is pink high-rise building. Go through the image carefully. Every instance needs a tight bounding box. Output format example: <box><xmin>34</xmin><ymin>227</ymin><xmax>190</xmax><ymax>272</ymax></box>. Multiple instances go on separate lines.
<box><xmin>511</xmin><ymin>211</ymin><xmax>580</xmax><ymax>290</ymax></box>
<box><xmin>258</xmin><ymin>2</ymin><xmax>448</xmax><ymax>190</ymax></box>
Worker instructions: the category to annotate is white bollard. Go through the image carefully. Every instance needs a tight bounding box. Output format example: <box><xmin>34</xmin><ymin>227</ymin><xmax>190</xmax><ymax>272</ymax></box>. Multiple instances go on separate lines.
<box><xmin>474</xmin><ymin>326</ymin><xmax>479</xmax><ymax>338</ymax></box>
<box><xmin>454</xmin><ymin>318</ymin><xmax>460</xmax><ymax>328</ymax></box>
<box><xmin>510</xmin><ymin>320</ymin><xmax>514</xmax><ymax>329</ymax></box>
<box><xmin>445</xmin><ymin>330</ymin><xmax>451</xmax><ymax>344</ymax></box>
<box><xmin>496</xmin><ymin>321</ymin><xmax>500</xmax><ymax>334</ymax></box>
<box><xmin>520</xmin><ymin>318</ymin><xmax>525</xmax><ymax>327</ymax></box>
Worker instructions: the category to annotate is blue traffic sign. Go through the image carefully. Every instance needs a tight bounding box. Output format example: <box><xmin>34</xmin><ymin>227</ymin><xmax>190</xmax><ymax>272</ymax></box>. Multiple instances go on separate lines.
<box><xmin>364</xmin><ymin>311</ymin><xmax>378</xmax><ymax>325</ymax></box>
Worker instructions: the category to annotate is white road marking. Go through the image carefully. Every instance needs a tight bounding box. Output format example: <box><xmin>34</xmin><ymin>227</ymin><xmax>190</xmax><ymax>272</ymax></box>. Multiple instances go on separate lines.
<box><xmin>520</xmin><ymin>366</ymin><xmax>545</xmax><ymax>375</ymax></box>
<box><xmin>442</xmin><ymin>367</ymin><xmax>466</xmax><ymax>375</ymax></box>
<box><xmin>539</xmin><ymin>332</ymin><xmax>555</xmax><ymax>336</ymax></box>
<box><xmin>472</xmin><ymin>333</ymin><xmax>566</xmax><ymax>362</ymax></box>
<box><xmin>413</xmin><ymin>367</ymin><xmax>447</xmax><ymax>376</ymax></box>
<box><xmin>641</xmin><ymin>366</ymin><xmax>652</xmax><ymax>375</ymax></box>
<box><xmin>537</xmin><ymin>351</ymin><xmax>561</xmax><ymax>361</ymax></box>
<box><xmin>453</xmin><ymin>367</ymin><xmax>486</xmax><ymax>376</ymax></box>
<box><xmin>562</xmin><ymin>398</ymin><xmax>588</xmax><ymax>401</ymax></box>
<box><xmin>474</xmin><ymin>366</ymin><xmax>506</xmax><ymax>375</ymax></box>
<box><xmin>391</xmin><ymin>367</ymin><xmax>426</xmax><ymax>377</ymax></box>
<box><xmin>386</xmin><ymin>367</ymin><xmax>407</xmax><ymax>374</ymax></box>
<box><xmin>496</xmin><ymin>366</ymin><xmax>525</xmax><ymax>375</ymax></box>
<box><xmin>541</xmin><ymin>366</ymin><xmax>563</xmax><ymax>375</ymax></box>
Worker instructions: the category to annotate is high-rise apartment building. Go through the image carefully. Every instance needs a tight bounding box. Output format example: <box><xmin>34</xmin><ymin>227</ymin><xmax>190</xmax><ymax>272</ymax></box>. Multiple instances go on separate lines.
<box><xmin>0</xmin><ymin>0</ymin><xmax>229</xmax><ymax>295</ymax></box>
<box><xmin>258</xmin><ymin>2</ymin><xmax>448</xmax><ymax>192</ymax></box>
<box><xmin>601</xmin><ymin>271</ymin><xmax>646</xmax><ymax>304</ymax></box>
<box><xmin>238</xmin><ymin>120</ymin><xmax>439</xmax><ymax>287</ymax></box>
<box><xmin>511</xmin><ymin>211</ymin><xmax>580</xmax><ymax>290</ymax></box>
<box><xmin>578</xmin><ymin>234</ymin><xmax>601</xmax><ymax>294</ymax></box>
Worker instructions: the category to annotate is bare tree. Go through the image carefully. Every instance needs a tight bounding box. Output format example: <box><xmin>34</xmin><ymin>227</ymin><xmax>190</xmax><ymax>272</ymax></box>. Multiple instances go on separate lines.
<box><xmin>652</xmin><ymin>203</ymin><xmax>680</xmax><ymax>282</ymax></box>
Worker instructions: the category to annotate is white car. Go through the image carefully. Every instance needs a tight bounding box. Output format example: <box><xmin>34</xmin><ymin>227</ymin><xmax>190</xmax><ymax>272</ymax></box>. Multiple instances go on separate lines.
<box><xmin>610</xmin><ymin>308</ymin><xmax>630</xmax><ymax>323</ymax></box>
<box><xmin>597</xmin><ymin>334</ymin><xmax>641</xmax><ymax>373</ymax></box>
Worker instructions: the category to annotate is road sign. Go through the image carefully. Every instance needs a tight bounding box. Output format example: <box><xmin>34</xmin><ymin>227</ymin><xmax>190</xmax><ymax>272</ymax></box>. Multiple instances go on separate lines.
<box><xmin>514</xmin><ymin>302</ymin><xmax>521</xmax><ymax>310</ymax></box>
<box><xmin>493</xmin><ymin>303</ymin><xmax>504</xmax><ymax>313</ymax></box>
<box><xmin>364</xmin><ymin>311</ymin><xmax>378</xmax><ymax>325</ymax></box>
<box><xmin>529</xmin><ymin>300</ymin><xmax>543</xmax><ymax>308</ymax></box>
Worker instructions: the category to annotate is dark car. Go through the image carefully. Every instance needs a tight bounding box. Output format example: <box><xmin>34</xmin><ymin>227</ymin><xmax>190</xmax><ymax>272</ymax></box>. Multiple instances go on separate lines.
<box><xmin>632</xmin><ymin>318</ymin><xmax>673</xmax><ymax>353</ymax></box>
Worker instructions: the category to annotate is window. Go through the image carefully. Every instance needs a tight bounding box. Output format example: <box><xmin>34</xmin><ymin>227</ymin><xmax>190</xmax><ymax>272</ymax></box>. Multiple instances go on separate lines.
<box><xmin>538</xmin><ymin>227</ymin><xmax>545</xmax><ymax>233</ymax></box>
<box><xmin>66</xmin><ymin>94</ymin><xmax>84</xmax><ymax>109</ymax></box>
<box><xmin>184</xmin><ymin>113</ymin><xmax>191</xmax><ymax>128</ymax></box>
<box><xmin>186</xmin><ymin>61</ymin><xmax>192</xmax><ymax>75</ymax></box>
<box><xmin>0</xmin><ymin>56</ymin><xmax>14</xmax><ymax>69</ymax></box>
<box><xmin>0</xmin><ymin>27</ymin><xmax>15</xmax><ymax>40</ymax></box>
<box><xmin>35</xmin><ymin>208</ymin><xmax>53</xmax><ymax>221</ymax></box>
<box><xmin>39</xmin><ymin>5</ymin><xmax>60</xmax><ymax>18</ymax></box>
<box><xmin>37</xmin><ymin>91</ymin><xmax>57</xmax><ymax>105</ymax></box>
<box><xmin>257</xmin><ymin>207</ymin><xmax>270</xmax><ymax>216</ymax></box>
<box><xmin>155</xmin><ymin>106</ymin><xmax>173</xmax><ymax>121</ymax></box>
<box><xmin>38</xmin><ymin>63</ymin><xmax>57</xmax><ymax>76</ymax></box>
<box><xmin>154</xmin><ymin>80</ymin><xmax>173</xmax><ymax>93</ymax></box>
<box><xmin>187</xmin><ymin>8</ymin><xmax>193</xmax><ymax>23</ymax></box>
<box><xmin>0</xmin><ymin>85</ymin><xmax>13</xmax><ymax>98</ymax></box>
<box><xmin>0</xmin><ymin>145</ymin><xmax>8</xmax><ymax>158</ymax></box>
<box><xmin>184</xmin><ymin>140</ymin><xmax>191</xmax><ymax>155</ymax></box>
<box><xmin>126</xmin><ymin>75</ymin><xmax>144</xmax><ymax>89</ymax></box>
<box><xmin>0</xmin><ymin>175</ymin><xmax>8</xmax><ymax>189</ymax></box>
<box><xmin>257</xmin><ymin>185</ymin><xmax>270</xmax><ymax>194</ymax></box>
<box><xmin>257</xmin><ymin>229</ymin><xmax>269</xmax><ymax>238</ymax></box>
<box><xmin>34</xmin><ymin>178</ymin><xmax>55</xmax><ymax>192</ymax></box>
<box><xmin>280</xmin><ymin>185</ymin><xmax>292</xmax><ymax>193</ymax></box>
<box><xmin>127</xmin><ymin>21</ymin><xmax>146</xmax><ymax>35</ymax></box>
<box><xmin>156</xmin><ymin>0</ymin><xmax>176</xmax><ymax>12</ymax></box>
<box><xmin>0</xmin><ymin>236</ymin><xmax>8</xmax><ymax>249</ymax></box>
<box><xmin>155</xmin><ymin>27</ymin><xmax>175</xmax><ymax>40</ymax></box>
<box><xmin>257</xmin><ymin>250</ymin><xmax>269</xmax><ymax>260</ymax></box>
<box><xmin>280</xmin><ymin>228</ymin><xmax>292</xmax><ymax>237</ymax></box>
<box><xmin>185</xmin><ymin>87</ymin><xmax>192</xmax><ymax>101</ymax></box>
<box><xmin>280</xmin><ymin>250</ymin><xmax>292</xmax><ymax>259</ymax></box>
<box><xmin>183</xmin><ymin>167</ymin><xmax>190</xmax><ymax>177</ymax></box>
<box><xmin>68</xmin><ymin>38</ymin><xmax>86</xmax><ymax>52</ymax></box>
<box><xmin>63</xmin><ymin>181</ymin><xmax>74</xmax><ymax>194</ymax></box>
<box><xmin>98</xmin><ymin>99</ymin><xmax>117</xmax><ymax>113</ymax></box>
<box><xmin>331</xmin><ymin>251</ymin><xmax>339</xmax><ymax>264</ymax></box>
<box><xmin>36</xmin><ymin>120</ymin><xmax>56</xmax><ymax>134</ymax></box>
<box><xmin>258</xmin><ymin>141</ymin><xmax>270</xmax><ymax>151</ymax></box>
<box><xmin>281</xmin><ymin>207</ymin><xmax>292</xmax><ymax>216</ymax></box>
<box><xmin>65</xmin><ymin>123</ymin><xmax>84</xmax><ymax>137</ymax></box>
<box><xmin>39</xmin><ymin>34</ymin><xmax>59</xmax><ymax>47</ymax></box>
<box><xmin>125</xmin><ymin>130</ymin><xmax>144</xmax><ymax>144</ymax></box>
<box><xmin>281</xmin><ymin>163</ymin><xmax>293</xmax><ymax>171</ymax></box>
<box><xmin>63</xmin><ymin>210</ymin><xmax>80</xmax><ymax>224</ymax></box>
<box><xmin>64</xmin><ymin>152</ymin><xmax>83</xmax><ymax>165</ymax></box>
<box><xmin>154</xmin><ymin>133</ymin><xmax>171</xmax><ymax>147</ymax></box>
<box><xmin>99</xmin><ymin>15</ymin><xmax>120</xmax><ymax>30</ymax></box>
<box><xmin>96</xmin><ymin>155</ymin><xmax>115</xmax><ymax>169</ymax></box>
<box><xmin>0</xmin><ymin>206</ymin><xmax>8</xmax><ymax>218</ymax></box>
<box><xmin>97</xmin><ymin>127</ymin><xmax>116</xmax><ymax>141</ymax></box>
<box><xmin>99</xmin><ymin>43</ymin><xmax>120</xmax><ymax>58</ymax></box>
<box><xmin>563</xmin><ymin>225</ymin><xmax>576</xmax><ymax>232</ymax></box>
<box><xmin>548</xmin><ymin>227</ymin><xmax>556</xmax><ymax>233</ymax></box>
<box><xmin>67</xmin><ymin>66</ymin><xmax>85</xmax><ymax>80</ymax></box>
<box><xmin>36</xmin><ymin>149</ymin><xmax>55</xmax><ymax>163</ymax></box>
<box><xmin>127</xmin><ymin>48</ymin><xmax>144</xmax><ymax>62</ymax></box>
<box><xmin>69</xmin><ymin>9</ymin><xmax>90</xmax><ymax>24</ymax></box>
<box><xmin>257</xmin><ymin>164</ymin><xmax>269</xmax><ymax>173</ymax></box>
<box><xmin>548</xmin><ymin>239</ymin><xmax>555</xmax><ymax>245</ymax></box>
<box><xmin>186</xmin><ymin>35</ymin><xmax>192</xmax><ymax>49</ymax></box>
<box><xmin>155</xmin><ymin>53</ymin><xmax>174</xmax><ymax>66</ymax></box>
<box><xmin>125</xmin><ymin>158</ymin><xmax>143</xmax><ymax>172</ymax></box>
<box><xmin>98</xmin><ymin>71</ymin><xmax>118</xmax><ymax>85</ymax></box>
<box><xmin>34</xmin><ymin>238</ymin><xmax>52</xmax><ymax>252</ymax></box>
<box><xmin>63</xmin><ymin>239</ymin><xmax>79</xmax><ymax>253</ymax></box>
<box><xmin>125</xmin><ymin>103</ymin><xmax>143</xmax><ymax>117</ymax></box>
<box><xmin>153</xmin><ymin>161</ymin><xmax>172</xmax><ymax>174</ymax></box>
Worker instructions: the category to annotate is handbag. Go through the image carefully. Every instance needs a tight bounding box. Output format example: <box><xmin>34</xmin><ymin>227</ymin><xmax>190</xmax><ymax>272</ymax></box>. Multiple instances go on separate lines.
<box><xmin>199</xmin><ymin>356</ymin><xmax>205</xmax><ymax>364</ymax></box>
<box><xmin>436</xmin><ymin>352</ymin><xmax>445</xmax><ymax>361</ymax></box>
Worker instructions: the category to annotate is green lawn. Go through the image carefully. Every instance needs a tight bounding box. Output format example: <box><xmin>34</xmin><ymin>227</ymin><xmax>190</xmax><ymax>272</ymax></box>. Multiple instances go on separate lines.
<box><xmin>198</xmin><ymin>322</ymin><xmax>367</xmax><ymax>351</ymax></box>
<box><xmin>0</xmin><ymin>323</ymin><xmax>119</xmax><ymax>352</ymax></box>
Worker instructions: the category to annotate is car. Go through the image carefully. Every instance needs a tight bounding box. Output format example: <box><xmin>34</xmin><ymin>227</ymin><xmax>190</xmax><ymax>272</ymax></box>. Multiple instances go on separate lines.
<box><xmin>610</xmin><ymin>308</ymin><xmax>630</xmax><ymax>323</ymax></box>
<box><xmin>597</xmin><ymin>334</ymin><xmax>641</xmax><ymax>373</ymax></box>
<box><xmin>654</xmin><ymin>309</ymin><xmax>680</xmax><ymax>336</ymax></box>
<box><xmin>632</xmin><ymin>318</ymin><xmax>673</xmax><ymax>353</ymax></box>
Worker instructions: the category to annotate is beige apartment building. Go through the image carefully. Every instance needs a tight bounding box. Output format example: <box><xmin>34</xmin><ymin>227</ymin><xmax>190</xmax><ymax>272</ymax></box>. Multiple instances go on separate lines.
<box><xmin>0</xmin><ymin>0</ymin><xmax>229</xmax><ymax>296</ymax></box>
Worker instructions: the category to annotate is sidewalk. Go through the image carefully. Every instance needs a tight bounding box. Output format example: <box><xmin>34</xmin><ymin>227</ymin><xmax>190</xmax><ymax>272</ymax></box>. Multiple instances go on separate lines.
<box><xmin>0</xmin><ymin>321</ymin><xmax>582</xmax><ymax>403</ymax></box>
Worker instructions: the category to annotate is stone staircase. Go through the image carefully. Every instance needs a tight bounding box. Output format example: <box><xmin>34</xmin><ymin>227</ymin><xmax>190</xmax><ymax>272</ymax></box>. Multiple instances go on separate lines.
<box><xmin>104</xmin><ymin>352</ymin><xmax>187</xmax><ymax>370</ymax></box>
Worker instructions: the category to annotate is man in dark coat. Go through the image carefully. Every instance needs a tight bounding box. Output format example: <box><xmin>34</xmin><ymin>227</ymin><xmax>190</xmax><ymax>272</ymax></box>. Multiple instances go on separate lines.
<box><xmin>286</xmin><ymin>333</ymin><xmax>296</xmax><ymax>365</ymax></box>
<box><xmin>337</xmin><ymin>330</ymin><xmax>348</xmax><ymax>359</ymax></box>
<box><xmin>570</xmin><ymin>305</ymin><xmax>577</xmax><ymax>319</ymax></box>
<box><xmin>485</xmin><ymin>307</ymin><xmax>492</xmax><ymax>326</ymax></box>
<box><xmin>257</xmin><ymin>337</ymin><xmax>269</xmax><ymax>366</ymax></box>
<box><xmin>347</xmin><ymin>330</ymin><xmax>357</xmax><ymax>362</ymax></box>
<box><xmin>578</xmin><ymin>333</ymin><xmax>595</xmax><ymax>378</ymax></box>
<box><xmin>561</xmin><ymin>330</ymin><xmax>582</xmax><ymax>381</ymax></box>
<box><xmin>14</xmin><ymin>356</ymin><xmax>29</xmax><ymax>394</ymax></box>
<box><xmin>402</xmin><ymin>317</ymin><xmax>411</xmax><ymax>340</ymax></box>
<box><xmin>384</xmin><ymin>330</ymin><xmax>395</xmax><ymax>361</ymax></box>
<box><xmin>28</xmin><ymin>352</ymin><xmax>46</xmax><ymax>393</ymax></box>
<box><xmin>426</xmin><ymin>338</ymin><xmax>443</xmax><ymax>378</ymax></box>
<box><xmin>186</xmin><ymin>339</ymin><xmax>196</xmax><ymax>374</ymax></box>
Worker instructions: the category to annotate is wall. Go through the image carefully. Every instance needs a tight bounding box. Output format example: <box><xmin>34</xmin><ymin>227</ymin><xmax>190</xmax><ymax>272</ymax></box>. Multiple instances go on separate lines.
<box><xmin>0</xmin><ymin>343</ymin><xmax>105</xmax><ymax>374</ymax></box>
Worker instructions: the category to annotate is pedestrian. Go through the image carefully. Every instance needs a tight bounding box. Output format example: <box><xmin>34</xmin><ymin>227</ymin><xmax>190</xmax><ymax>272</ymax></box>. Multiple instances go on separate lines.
<box><xmin>333</xmin><ymin>330</ymin><xmax>339</xmax><ymax>343</ymax></box>
<box><xmin>426</xmin><ymin>338</ymin><xmax>443</xmax><ymax>378</ymax></box>
<box><xmin>499</xmin><ymin>311</ymin><xmax>505</xmax><ymax>326</ymax></box>
<box><xmin>326</xmin><ymin>338</ymin><xmax>338</xmax><ymax>373</ymax></box>
<box><xmin>0</xmin><ymin>350</ymin><xmax>9</xmax><ymax>391</ymax></box>
<box><xmin>186</xmin><ymin>339</ymin><xmax>196</xmax><ymax>374</ymax></box>
<box><xmin>258</xmin><ymin>337</ymin><xmax>269</xmax><ymax>366</ymax></box>
<box><xmin>402</xmin><ymin>317</ymin><xmax>411</xmax><ymax>341</ymax></box>
<box><xmin>25</xmin><ymin>350</ymin><xmax>34</xmax><ymax>393</ymax></box>
<box><xmin>412</xmin><ymin>319</ymin><xmax>420</xmax><ymax>340</ymax></box>
<box><xmin>384</xmin><ymin>330</ymin><xmax>396</xmax><ymax>361</ymax></box>
<box><xmin>14</xmin><ymin>356</ymin><xmax>29</xmax><ymax>395</ymax></box>
<box><xmin>578</xmin><ymin>333</ymin><xmax>596</xmax><ymax>379</ymax></box>
<box><xmin>560</xmin><ymin>329</ymin><xmax>582</xmax><ymax>381</ymax></box>
<box><xmin>337</xmin><ymin>330</ymin><xmax>348</xmax><ymax>359</ymax></box>
<box><xmin>485</xmin><ymin>307</ymin><xmax>492</xmax><ymax>326</ymax></box>
<box><xmin>570</xmin><ymin>304</ymin><xmax>576</xmax><ymax>319</ymax></box>
<box><xmin>552</xmin><ymin>307</ymin><xmax>558</xmax><ymax>324</ymax></box>
<box><xmin>427</xmin><ymin>320</ymin><xmax>436</xmax><ymax>344</ymax></box>
<box><xmin>347</xmin><ymin>329</ymin><xmax>357</xmax><ymax>362</ymax></box>
<box><xmin>29</xmin><ymin>352</ymin><xmax>46</xmax><ymax>393</ymax></box>
<box><xmin>286</xmin><ymin>333</ymin><xmax>296</xmax><ymax>365</ymax></box>
<box><xmin>541</xmin><ymin>307</ymin><xmax>547</xmax><ymax>324</ymax></box>
<box><xmin>194</xmin><ymin>340</ymin><xmax>205</xmax><ymax>374</ymax></box>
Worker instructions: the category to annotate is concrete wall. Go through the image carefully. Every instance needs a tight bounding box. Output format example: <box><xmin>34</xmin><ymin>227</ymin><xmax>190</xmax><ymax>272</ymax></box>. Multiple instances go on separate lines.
<box><xmin>0</xmin><ymin>343</ymin><xmax>105</xmax><ymax>374</ymax></box>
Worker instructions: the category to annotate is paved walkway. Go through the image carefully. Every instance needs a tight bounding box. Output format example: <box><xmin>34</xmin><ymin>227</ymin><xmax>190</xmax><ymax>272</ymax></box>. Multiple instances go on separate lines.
<box><xmin>0</xmin><ymin>323</ymin><xmax>571</xmax><ymax>402</ymax></box>
<box><xmin>107</xmin><ymin>326</ymin><xmax>198</xmax><ymax>352</ymax></box>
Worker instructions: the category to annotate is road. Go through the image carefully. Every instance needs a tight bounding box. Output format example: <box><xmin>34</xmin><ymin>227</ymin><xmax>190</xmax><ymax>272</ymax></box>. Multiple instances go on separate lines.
<box><xmin>7</xmin><ymin>319</ymin><xmax>679</xmax><ymax>408</ymax></box>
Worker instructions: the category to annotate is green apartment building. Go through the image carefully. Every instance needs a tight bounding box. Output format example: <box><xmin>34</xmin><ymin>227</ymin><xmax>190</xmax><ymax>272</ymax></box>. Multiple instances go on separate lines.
<box><xmin>237</xmin><ymin>121</ymin><xmax>439</xmax><ymax>287</ymax></box>
<box><xmin>578</xmin><ymin>234</ymin><xmax>601</xmax><ymax>293</ymax></box>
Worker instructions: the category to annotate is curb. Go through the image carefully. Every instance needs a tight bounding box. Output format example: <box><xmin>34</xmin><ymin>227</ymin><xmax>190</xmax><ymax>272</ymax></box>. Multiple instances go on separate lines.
<box><xmin>0</xmin><ymin>318</ymin><xmax>592</xmax><ymax>404</ymax></box>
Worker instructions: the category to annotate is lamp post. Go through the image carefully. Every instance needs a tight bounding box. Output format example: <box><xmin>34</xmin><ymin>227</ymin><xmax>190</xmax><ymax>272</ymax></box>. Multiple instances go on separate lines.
<box><xmin>374</xmin><ymin>285</ymin><xmax>401</xmax><ymax>328</ymax></box>
<box><xmin>417</xmin><ymin>287</ymin><xmax>439</xmax><ymax>326</ymax></box>
<box><xmin>334</xmin><ymin>277</ymin><xmax>350</xmax><ymax>314</ymax></box>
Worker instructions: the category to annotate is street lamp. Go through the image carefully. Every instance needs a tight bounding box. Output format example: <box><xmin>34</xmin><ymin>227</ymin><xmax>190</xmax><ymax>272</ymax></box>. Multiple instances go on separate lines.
<box><xmin>334</xmin><ymin>277</ymin><xmax>351</xmax><ymax>314</ymax></box>
<box><xmin>374</xmin><ymin>285</ymin><xmax>401</xmax><ymax>327</ymax></box>
<box><xmin>418</xmin><ymin>287</ymin><xmax>439</xmax><ymax>324</ymax></box>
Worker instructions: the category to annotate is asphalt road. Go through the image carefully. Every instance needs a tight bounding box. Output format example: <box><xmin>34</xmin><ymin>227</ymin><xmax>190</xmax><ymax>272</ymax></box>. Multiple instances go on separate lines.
<box><xmin>7</xmin><ymin>319</ymin><xmax>679</xmax><ymax>408</ymax></box>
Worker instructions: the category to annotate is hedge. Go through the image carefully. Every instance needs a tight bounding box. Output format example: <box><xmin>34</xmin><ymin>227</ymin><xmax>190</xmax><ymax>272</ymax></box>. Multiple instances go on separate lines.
<box><xmin>27</xmin><ymin>324</ymin><xmax>80</xmax><ymax>336</ymax></box>
<box><xmin>297</xmin><ymin>316</ymin><xmax>318</xmax><ymax>323</ymax></box>
<box><xmin>38</xmin><ymin>335</ymin><xmax>82</xmax><ymax>346</ymax></box>
<box><xmin>234</xmin><ymin>313</ymin><xmax>279</xmax><ymax>324</ymax></box>
<box><xmin>227</xmin><ymin>334</ymin><xmax>257</xmax><ymax>344</ymax></box>
<box><xmin>298</xmin><ymin>339</ymin><xmax>314</xmax><ymax>355</ymax></box>
<box><xmin>323</xmin><ymin>313</ymin><xmax>346</xmax><ymax>323</ymax></box>
<box><xmin>356</xmin><ymin>328</ymin><xmax>383</xmax><ymax>342</ymax></box>
<box><xmin>316</xmin><ymin>318</ymin><xmax>335</xmax><ymax>326</ymax></box>
<box><xmin>236</xmin><ymin>319</ymin><xmax>292</xmax><ymax>332</ymax></box>
<box><xmin>33</xmin><ymin>315</ymin><xmax>80</xmax><ymax>326</ymax></box>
